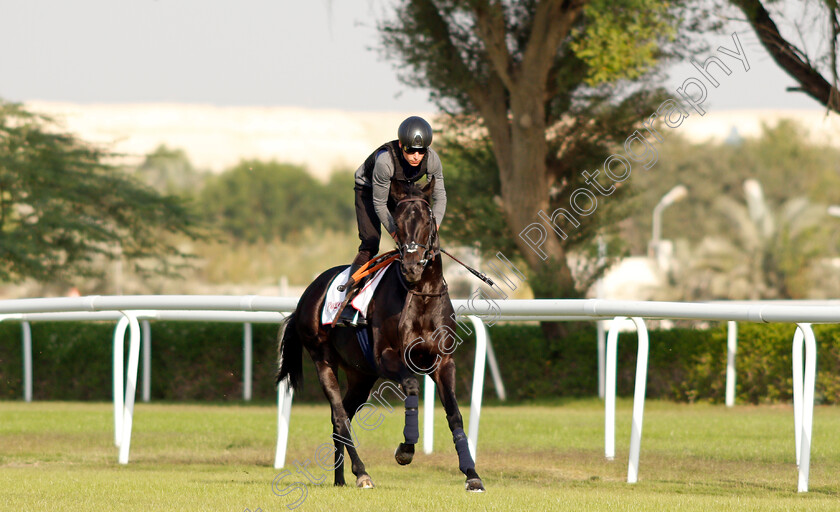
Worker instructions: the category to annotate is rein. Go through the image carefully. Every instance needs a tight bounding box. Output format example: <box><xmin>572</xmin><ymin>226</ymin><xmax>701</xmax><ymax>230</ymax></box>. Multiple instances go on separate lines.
<box><xmin>439</xmin><ymin>249</ymin><xmax>496</xmax><ymax>288</ymax></box>
<box><xmin>348</xmin><ymin>250</ymin><xmax>400</xmax><ymax>283</ymax></box>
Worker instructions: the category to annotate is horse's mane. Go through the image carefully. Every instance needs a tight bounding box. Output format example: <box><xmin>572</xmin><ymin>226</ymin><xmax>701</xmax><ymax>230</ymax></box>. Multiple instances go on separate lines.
<box><xmin>403</xmin><ymin>181</ymin><xmax>426</xmax><ymax>199</ymax></box>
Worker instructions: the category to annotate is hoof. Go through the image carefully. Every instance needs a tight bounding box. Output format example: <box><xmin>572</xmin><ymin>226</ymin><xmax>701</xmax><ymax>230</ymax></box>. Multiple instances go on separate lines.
<box><xmin>465</xmin><ymin>478</ymin><xmax>485</xmax><ymax>492</ymax></box>
<box><xmin>356</xmin><ymin>474</ymin><xmax>375</xmax><ymax>489</ymax></box>
<box><xmin>394</xmin><ymin>442</ymin><xmax>415</xmax><ymax>466</ymax></box>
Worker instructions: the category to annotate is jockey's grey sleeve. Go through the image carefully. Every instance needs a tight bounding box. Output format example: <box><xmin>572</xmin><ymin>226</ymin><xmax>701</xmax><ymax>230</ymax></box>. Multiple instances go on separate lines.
<box><xmin>428</xmin><ymin>150</ymin><xmax>447</xmax><ymax>224</ymax></box>
<box><xmin>371</xmin><ymin>154</ymin><xmax>398</xmax><ymax>235</ymax></box>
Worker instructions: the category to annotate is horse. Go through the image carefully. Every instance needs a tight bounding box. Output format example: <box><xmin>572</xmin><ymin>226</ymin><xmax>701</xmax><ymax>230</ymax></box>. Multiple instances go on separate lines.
<box><xmin>275</xmin><ymin>177</ymin><xmax>485</xmax><ymax>492</ymax></box>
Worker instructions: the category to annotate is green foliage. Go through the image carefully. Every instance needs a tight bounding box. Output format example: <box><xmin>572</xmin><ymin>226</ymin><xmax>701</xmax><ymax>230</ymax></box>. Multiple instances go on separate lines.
<box><xmin>194</xmin><ymin>229</ymin><xmax>358</xmax><ymax>287</ymax></box>
<box><xmin>570</xmin><ymin>0</ymin><xmax>677</xmax><ymax>85</ymax></box>
<box><xmin>133</xmin><ymin>144</ymin><xmax>204</xmax><ymax>195</ymax></box>
<box><xmin>5</xmin><ymin>320</ymin><xmax>840</xmax><ymax>405</ymax></box>
<box><xmin>0</xmin><ymin>100</ymin><xmax>202</xmax><ymax>284</ymax></box>
<box><xmin>0</xmin><ymin>321</ymin><xmax>284</xmax><ymax>401</ymax></box>
<box><xmin>198</xmin><ymin>161</ymin><xmax>354</xmax><ymax>243</ymax></box>
<box><xmin>437</xmin><ymin>137</ymin><xmax>519</xmax><ymax>256</ymax></box>
<box><xmin>632</xmin><ymin>121</ymin><xmax>840</xmax><ymax>250</ymax></box>
<box><xmin>378</xmin><ymin>0</ymin><xmax>693</xmax><ymax>300</ymax></box>
<box><xmin>467</xmin><ymin>324</ymin><xmax>718</xmax><ymax>401</ymax></box>
<box><xmin>465</xmin><ymin>323</ymin><xmax>840</xmax><ymax>405</ymax></box>
<box><xmin>628</xmin><ymin>121</ymin><xmax>840</xmax><ymax>299</ymax></box>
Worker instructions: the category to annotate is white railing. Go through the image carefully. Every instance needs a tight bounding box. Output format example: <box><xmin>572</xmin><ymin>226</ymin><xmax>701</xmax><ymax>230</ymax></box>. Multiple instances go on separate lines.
<box><xmin>2</xmin><ymin>300</ymin><xmax>504</xmax><ymax>469</ymax></box>
<box><xmin>1</xmin><ymin>295</ymin><xmax>835</xmax><ymax>492</ymax></box>
<box><xmin>1</xmin><ymin>308</ymin><xmax>291</xmax><ymax>465</ymax></box>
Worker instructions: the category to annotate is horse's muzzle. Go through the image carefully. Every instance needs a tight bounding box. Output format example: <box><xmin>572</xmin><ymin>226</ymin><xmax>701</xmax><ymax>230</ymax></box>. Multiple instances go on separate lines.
<box><xmin>401</xmin><ymin>259</ymin><xmax>425</xmax><ymax>284</ymax></box>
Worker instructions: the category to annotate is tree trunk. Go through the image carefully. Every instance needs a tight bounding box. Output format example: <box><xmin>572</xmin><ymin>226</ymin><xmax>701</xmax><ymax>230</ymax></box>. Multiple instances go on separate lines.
<box><xmin>459</xmin><ymin>0</ymin><xmax>587</xmax><ymax>339</ymax></box>
<box><xmin>491</xmin><ymin>89</ymin><xmax>579</xmax><ymax>340</ymax></box>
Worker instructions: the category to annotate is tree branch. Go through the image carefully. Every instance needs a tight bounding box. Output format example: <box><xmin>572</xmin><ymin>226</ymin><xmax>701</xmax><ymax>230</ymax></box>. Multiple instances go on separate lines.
<box><xmin>472</xmin><ymin>0</ymin><xmax>515</xmax><ymax>89</ymax></box>
<box><xmin>732</xmin><ymin>0</ymin><xmax>840</xmax><ymax>112</ymax></box>
<box><xmin>409</xmin><ymin>0</ymin><xmax>512</xmax><ymax>158</ymax></box>
<box><xmin>520</xmin><ymin>0</ymin><xmax>586</xmax><ymax>84</ymax></box>
<box><xmin>410</xmin><ymin>0</ymin><xmax>488</xmax><ymax>106</ymax></box>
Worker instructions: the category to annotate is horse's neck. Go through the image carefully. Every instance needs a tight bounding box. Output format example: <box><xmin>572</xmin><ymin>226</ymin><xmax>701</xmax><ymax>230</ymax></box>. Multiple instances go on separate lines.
<box><xmin>413</xmin><ymin>257</ymin><xmax>447</xmax><ymax>296</ymax></box>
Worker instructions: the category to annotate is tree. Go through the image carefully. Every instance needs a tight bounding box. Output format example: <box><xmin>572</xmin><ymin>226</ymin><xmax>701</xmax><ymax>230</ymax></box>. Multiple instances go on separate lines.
<box><xmin>629</xmin><ymin>120</ymin><xmax>840</xmax><ymax>252</ymax></box>
<box><xmin>198</xmin><ymin>160</ymin><xmax>355</xmax><ymax>243</ymax></box>
<box><xmin>673</xmin><ymin>180</ymin><xmax>829</xmax><ymax>300</ymax></box>
<box><xmin>378</xmin><ymin>0</ymin><xmax>689</xmax><ymax>300</ymax></box>
<box><xmin>625</xmin><ymin>120</ymin><xmax>840</xmax><ymax>300</ymax></box>
<box><xmin>729</xmin><ymin>0</ymin><xmax>840</xmax><ymax>112</ymax></box>
<box><xmin>0</xmin><ymin>101</ymin><xmax>202</xmax><ymax>284</ymax></box>
<box><xmin>134</xmin><ymin>144</ymin><xmax>204</xmax><ymax>195</ymax></box>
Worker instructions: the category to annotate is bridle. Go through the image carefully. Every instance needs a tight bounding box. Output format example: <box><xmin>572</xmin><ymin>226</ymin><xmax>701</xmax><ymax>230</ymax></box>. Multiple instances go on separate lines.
<box><xmin>393</xmin><ymin>193</ymin><xmax>498</xmax><ymax>298</ymax></box>
<box><xmin>395</xmin><ymin>196</ymin><xmax>437</xmax><ymax>269</ymax></box>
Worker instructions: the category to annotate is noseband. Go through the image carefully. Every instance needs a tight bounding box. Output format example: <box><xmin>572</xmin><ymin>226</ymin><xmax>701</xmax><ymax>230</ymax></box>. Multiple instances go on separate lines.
<box><xmin>395</xmin><ymin>196</ymin><xmax>436</xmax><ymax>268</ymax></box>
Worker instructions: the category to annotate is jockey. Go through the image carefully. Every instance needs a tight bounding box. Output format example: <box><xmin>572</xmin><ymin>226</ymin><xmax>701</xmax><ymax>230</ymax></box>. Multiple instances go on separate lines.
<box><xmin>335</xmin><ymin>115</ymin><xmax>447</xmax><ymax>326</ymax></box>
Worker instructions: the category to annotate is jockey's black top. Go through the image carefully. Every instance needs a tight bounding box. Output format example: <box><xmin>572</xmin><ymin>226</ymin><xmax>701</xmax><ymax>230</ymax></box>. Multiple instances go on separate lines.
<box><xmin>353</xmin><ymin>139</ymin><xmax>446</xmax><ymax>235</ymax></box>
<box><xmin>362</xmin><ymin>140</ymin><xmax>428</xmax><ymax>184</ymax></box>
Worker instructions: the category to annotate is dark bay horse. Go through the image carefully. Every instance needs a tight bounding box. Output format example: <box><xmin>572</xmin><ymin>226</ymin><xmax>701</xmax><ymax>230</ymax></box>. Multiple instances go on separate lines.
<box><xmin>276</xmin><ymin>178</ymin><xmax>485</xmax><ymax>492</ymax></box>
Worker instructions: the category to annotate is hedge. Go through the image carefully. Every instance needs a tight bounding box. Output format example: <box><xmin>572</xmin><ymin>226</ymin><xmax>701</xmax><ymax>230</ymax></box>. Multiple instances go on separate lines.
<box><xmin>1</xmin><ymin>320</ymin><xmax>839</xmax><ymax>404</ymax></box>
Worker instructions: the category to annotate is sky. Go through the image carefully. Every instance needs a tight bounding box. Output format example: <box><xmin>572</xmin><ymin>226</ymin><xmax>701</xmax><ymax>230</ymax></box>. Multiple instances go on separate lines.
<box><xmin>0</xmin><ymin>0</ymin><xmax>827</xmax><ymax>112</ymax></box>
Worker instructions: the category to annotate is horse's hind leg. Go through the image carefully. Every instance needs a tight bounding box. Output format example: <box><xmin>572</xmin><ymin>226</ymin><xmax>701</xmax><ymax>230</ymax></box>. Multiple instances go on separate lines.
<box><xmin>394</xmin><ymin>374</ymin><xmax>420</xmax><ymax>465</ymax></box>
<box><xmin>312</xmin><ymin>360</ymin><xmax>374</xmax><ymax>488</ymax></box>
<box><xmin>340</xmin><ymin>370</ymin><xmax>379</xmax><ymax>488</ymax></box>
<box><xmin>434</xmin><ymin>358</ymin><xmax>485</xmax><ymax>492</ymax></box>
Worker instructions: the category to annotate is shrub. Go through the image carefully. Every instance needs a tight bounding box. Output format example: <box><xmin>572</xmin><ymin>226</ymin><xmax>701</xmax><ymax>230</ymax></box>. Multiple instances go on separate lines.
<box><xmin>1</xmin><ymin>320</ymin><xmax>839</xmax><ymax>404</ymax></box>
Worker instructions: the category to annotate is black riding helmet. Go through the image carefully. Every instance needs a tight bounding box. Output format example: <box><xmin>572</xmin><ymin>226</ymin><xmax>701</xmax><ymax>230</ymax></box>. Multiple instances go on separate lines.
<box><xmin>398</xmin><ymin>116</ymin><xmax>433</xmax><ymax>149</ymax></box>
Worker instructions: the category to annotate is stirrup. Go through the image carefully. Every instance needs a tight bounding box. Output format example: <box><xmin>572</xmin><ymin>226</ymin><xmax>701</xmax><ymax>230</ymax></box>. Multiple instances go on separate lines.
<box><xmin>335</xmin><ymin>305</ymin><xmax>365</xmax><ymax>327</ymax></box>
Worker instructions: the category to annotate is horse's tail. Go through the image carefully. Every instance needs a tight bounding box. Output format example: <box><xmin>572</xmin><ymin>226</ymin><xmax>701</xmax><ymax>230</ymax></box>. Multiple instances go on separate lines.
<box><xmin>275</xmin><ymin>313</ymin><xmax>303</xmax><ymax>391</ymax></box>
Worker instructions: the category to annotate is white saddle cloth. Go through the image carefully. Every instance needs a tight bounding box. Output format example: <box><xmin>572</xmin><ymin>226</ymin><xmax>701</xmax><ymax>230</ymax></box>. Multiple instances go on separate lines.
<box><xmin>321</xmin><ymin>263</ymin><xmax>392</xmax><ymax>325</ymax></box>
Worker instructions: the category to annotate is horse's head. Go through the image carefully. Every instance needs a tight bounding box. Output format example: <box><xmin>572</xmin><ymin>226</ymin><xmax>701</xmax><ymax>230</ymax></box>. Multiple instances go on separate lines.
<box><xmin>390</xmin><ymin>177</ymin><xmax>438</xmax><ymax>284</ymax></box>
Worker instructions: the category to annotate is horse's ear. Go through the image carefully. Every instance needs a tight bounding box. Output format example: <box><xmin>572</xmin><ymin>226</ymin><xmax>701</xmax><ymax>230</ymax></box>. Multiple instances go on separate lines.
<box><xmin>390</xmin><ymin>179</ymin><xmax>408</xmax><ymax>202</ymax></box>
<box><xmin>422</xmin><ymin>176</ymin><xmax>435</xmax><ymax>201</ymax></box>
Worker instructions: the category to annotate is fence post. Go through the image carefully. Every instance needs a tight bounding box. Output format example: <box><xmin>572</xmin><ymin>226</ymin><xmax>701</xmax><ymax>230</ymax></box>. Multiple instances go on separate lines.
<box><xmin>423</xmin><ymin>374</ymin><xmax>435</xmax><ymax>454</ymax></box>
<box><xmin>725</xmin><ymin>321</ymin><xmax>737</xmax><ymax>407</ymax></box>
<box><xmin>604</xmin><ymin>316</ymin><xmax>650</xmax><ymax>484</ymax></box>
<box><xmin>142</xmin><ymin>320</ymin><xmax>151</xmax><ymax>403</ymax></box>
<box><xmin>22</xmin><ymin>321</ymin><xmax>32</xmax><ymax>402</ymax></box>
<box><xmin>598</xmin><ymin>320</ymin><xmax>606</xmax><ymax>399</ymax></box>
<box><xmin>466</xmin><ymin>316</ymin><xmax>487</xmax><ymax>462</ymax></box>
<box><xmin>484</xmin><ymin>332</ymin><xmax>506</xmax><ymax>401</ymax></box>
<box><xmin>792</xmin><ymin>323</ymin><xmax>817</xmax><ymax>492</ymax></box>
<box><xmin>118</xmin><ymin>312</ymin><xmax>142</xmax><ymax>464</ymax></box>
<box><xmin>113</xmin><ymin>317</ymin><xmax>128</xmax><ymax>447</ymax></box>
<box><xmin>243</xmin><ymin>323</ymin><xmax>253</xmax><ymax>401</ymax></box>
<box><xmin>274</xmin><ymin>379</ymin><xmax>294</xmax><ymax>469</ymax></box>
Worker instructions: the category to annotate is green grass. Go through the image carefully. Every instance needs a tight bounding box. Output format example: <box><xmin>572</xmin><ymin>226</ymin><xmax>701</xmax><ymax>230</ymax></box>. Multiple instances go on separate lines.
<box><xmin>1</xmin><ymin>400</ymin><xmax>839</xmax><ymax>511</ymax></box>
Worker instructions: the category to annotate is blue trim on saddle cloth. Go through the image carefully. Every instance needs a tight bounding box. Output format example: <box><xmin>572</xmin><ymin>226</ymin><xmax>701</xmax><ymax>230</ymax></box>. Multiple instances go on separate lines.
<box><xmin>356</xmin><ymin>326</ymin><xmax>377</xmax><ymax>371</ymax></box>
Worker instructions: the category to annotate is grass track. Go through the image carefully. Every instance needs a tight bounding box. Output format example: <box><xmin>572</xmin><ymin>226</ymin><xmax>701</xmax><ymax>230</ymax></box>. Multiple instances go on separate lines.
<box><xmin>1</xmin><ymin>399</ymin><xmax>839</xmax><ymax>511</ymax></box>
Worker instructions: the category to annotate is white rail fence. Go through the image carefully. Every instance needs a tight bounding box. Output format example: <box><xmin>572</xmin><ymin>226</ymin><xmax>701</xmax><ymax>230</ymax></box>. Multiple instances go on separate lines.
<box><xmin>1</xmin><ymin>295</ymin><xmax>835</xmax><ymax>492</ymax></box>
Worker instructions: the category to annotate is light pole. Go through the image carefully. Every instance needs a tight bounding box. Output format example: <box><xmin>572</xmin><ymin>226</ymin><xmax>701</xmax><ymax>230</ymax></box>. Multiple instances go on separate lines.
<box><xmin>649</xmin><ymin>184</ymin><xmax>688</xmax><ymax>258</ymax></box>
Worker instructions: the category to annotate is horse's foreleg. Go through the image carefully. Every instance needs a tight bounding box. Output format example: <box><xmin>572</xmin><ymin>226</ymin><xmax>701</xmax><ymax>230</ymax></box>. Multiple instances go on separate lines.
<box><xmin>313</xmin><ymin>361</ymin><xmax>373</xmax><ymax>488</ymax></box>
<box><xmin>394</xmin><ymin>374</ymin><xmax>420</xmax><ymax>465</ymax></box>
<box><xmin>434</xmin><ymin>359</ymin><xmax>485</xmax><ymax>492</ymax></box>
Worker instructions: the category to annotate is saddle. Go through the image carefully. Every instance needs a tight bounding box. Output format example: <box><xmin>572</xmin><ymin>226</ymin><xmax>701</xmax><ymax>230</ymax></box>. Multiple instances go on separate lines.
<box><xmin>321</xmin><ymin>251</ymin><xmax>400</xmax><ymax>326</ymax></box>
